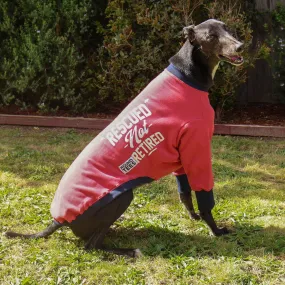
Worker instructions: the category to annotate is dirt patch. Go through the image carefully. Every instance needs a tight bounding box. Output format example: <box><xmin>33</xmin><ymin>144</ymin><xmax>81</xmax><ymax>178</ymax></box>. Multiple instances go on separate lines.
<box><xmin>221</xmin><ymin>104</ymin><xmax>285</xmax><ymax>126</ymax></box>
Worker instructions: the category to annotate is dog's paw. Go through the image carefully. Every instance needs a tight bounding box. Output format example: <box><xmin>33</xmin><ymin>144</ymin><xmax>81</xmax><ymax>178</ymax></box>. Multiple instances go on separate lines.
<box><xmin>189</xmin><ymin>212</ymin><xmax>200</xmax><ymax>221</ymax></box>
<box><xmin>213</xmin><ymin>227</ymin><xmax>231</xmax><ymax>236</ymax></box>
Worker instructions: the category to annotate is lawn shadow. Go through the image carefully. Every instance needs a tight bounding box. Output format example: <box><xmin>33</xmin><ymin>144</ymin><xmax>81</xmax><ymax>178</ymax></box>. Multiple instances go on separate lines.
<box><xmin>59</xmin><ymin>223</ymin><xmax>285</xmax><ymax>259</ymax></box>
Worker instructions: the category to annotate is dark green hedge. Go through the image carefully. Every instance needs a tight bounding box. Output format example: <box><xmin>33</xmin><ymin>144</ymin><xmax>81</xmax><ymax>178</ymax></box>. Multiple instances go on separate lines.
<box><xmin>0</xmin><ymin>0</ymin><xmax>267</xmax><ymax>116</ymax></box>
<box><xmin>0</xmin><ymin>0</ymin><xmax>107</xmax><ymax>113</ymax></box>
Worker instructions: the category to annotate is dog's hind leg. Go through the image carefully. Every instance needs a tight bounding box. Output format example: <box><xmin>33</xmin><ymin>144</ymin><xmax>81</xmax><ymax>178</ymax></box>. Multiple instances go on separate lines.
<box><xmin>84</xmin><ymin>226</ymin><xmax>142</xmax><ymax>258</ymax></box>
<box><xmin>179</xmin><ymin>192</ymin><xmax>200</xmax><ymax>220</ymax></box>
<box><xmin>70</xmin><ymin>189</ymin><xmax>142</xmax><ymax>257</ymax></box>
<box><xmin>176</xmin><ymin>174</ymin><xmax>200</xmax><ymax>220</ymax></box>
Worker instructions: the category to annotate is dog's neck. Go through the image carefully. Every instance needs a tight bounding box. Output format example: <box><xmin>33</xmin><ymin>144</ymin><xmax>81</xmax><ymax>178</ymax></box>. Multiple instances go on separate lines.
<box><xmin>169</xmin><ymin>40</ymin><xmax>220</xmax><ymax>91</ymax></box>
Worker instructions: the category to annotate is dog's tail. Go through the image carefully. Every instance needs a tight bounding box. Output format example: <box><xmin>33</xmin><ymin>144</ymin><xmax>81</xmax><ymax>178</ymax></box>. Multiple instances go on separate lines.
<box><xmin>5</xmin><ymin>221</ymin><xmax>62</xmax><ymax>239</ymax></box>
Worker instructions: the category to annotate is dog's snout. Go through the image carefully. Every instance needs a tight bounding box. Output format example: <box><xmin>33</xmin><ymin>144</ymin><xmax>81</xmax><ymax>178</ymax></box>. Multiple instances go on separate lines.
<box><xmin>236</xmin><ymin>43</ymin><xmax>244</xmax><ymax>53</ymax></box>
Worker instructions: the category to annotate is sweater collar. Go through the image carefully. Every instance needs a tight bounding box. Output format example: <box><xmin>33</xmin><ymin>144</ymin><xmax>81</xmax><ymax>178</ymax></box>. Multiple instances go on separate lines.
<box><xmin>166</xmin><ymin>64</ymin><xmax>209</xmax><ymax>92</ymax></box>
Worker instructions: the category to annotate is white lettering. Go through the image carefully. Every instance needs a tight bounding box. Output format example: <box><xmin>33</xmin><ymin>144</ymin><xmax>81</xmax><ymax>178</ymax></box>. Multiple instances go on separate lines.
<box><xmin>139</xmin><ymin>142</ymin><xmax>149</xmax><ymax>153</ymax></box>
<box><xmin>127</xmin><ymin>113</ymin><xmax>139</xmax><ymax>125</ymax></box>
<box><xmin>155</xmin><ymin>132</ymin><xmax>165</xmax><ymax>142</ymax></box>
<box><xmin>125</xmin><ymin>120</ymin><xmax>149</xmax><ymax>148</ymax></box>
<box><xmin>117</xmin><ymin>123</ymin><xmax>127</xmax><ymax>135</ymax></box>
<box><xmin>133</xmin><ymin>107</ymin><xmax>145</xmax><ymax>121</ymax></box>
<box><xmin>150</xmin><ymin>134</ymin><xmax>159</xmax><ymax>145</ymax></box>
<box><xmin>139</xmin><ymin>104</ymin><xmax>152</xmax><ymax>117</ymax></box>
<box><xmin>106</xmin><ymin>132</ymin><xmax>118</xmax><ymax>146</ymax></box>
<box><xmin>136</xmin><ymin>146</ymin><xmax>145</xmax><ymax>159</ymax></box>
<box><xmin>105</xmin><ymin>102</ymin><xmax>152</xmax><ymax>147</ymax></box>
<box><xmin>132</xmin><ymin>152</ymin><xmax>141</xmax><ymax>162</ymax></box>
<box><xmin>122</xmin><ymin>117</ymin><xmax>133</xmax><ymax>129</ymax></box>
<box><xmin>129</xmin><ymin>131</ymin><xmax>165</xmax><ymax>164</ymax></box>
<box><xmin>111</xmin><ymin>127</ymin><xmax>122</xmax><ymax>140</ymax></box>
<box><xmin>145</xmin><ymin>138</ymin><xmax>156</xmax><ymax>149</ymax></box>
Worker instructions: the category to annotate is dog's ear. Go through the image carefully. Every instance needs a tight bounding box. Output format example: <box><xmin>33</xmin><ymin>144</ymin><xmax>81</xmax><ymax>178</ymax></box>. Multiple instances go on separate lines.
<box><xmin>183</xmin><ymin>25</ymin><xmax>195</xmax><ymax>42</ymax></box>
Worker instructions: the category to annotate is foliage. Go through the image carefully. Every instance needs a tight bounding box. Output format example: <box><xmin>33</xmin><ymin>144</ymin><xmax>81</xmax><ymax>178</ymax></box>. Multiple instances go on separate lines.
<box><xmin>271</xmin><ymin>3</ymin><xmax>285</xmax><ymax>102</ymax></box>
<box><xmin>0</xmin><ymin>126</ymin><xmax>285</xmax><ymax>284</ymax></box>
<box><xmin>206</xmin><ymin>0</ymin><xmax>270</xmax><ymax>121</ymax></box>
<box><xmin>94</xmin><ymin>0</ymin><xmax>266</xmax><ymax>119</ymax></box>
<box><xmin>0</xmin><ymin>0</ymin><xmax>106</xmax><ymax>113</ymax></box>
<box><xmin>92</xmin><ymin>0</ymin><xmax>205</xmax><ymax>109</ymax></box>
<box><xmin>0</xmin><ymin>0</ymin><xmax>269</xmax><ymax>115</ymax></box>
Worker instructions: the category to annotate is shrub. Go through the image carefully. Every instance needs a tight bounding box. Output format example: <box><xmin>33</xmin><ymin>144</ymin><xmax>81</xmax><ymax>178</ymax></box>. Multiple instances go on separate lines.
<box><xmin>0</xmin><ymin>0</ymin><xmax>269</xmax><ymax>116</ymax></box>
<box><xmin>271</xmin><ymin>3</ymin><xmax>285</xmax><ymax>103</ymax></box>
<box><xmin>93</xmin><ymin>0</ymin><xmax>268</xmax><ymax>119</ymax></box>
<box><xmin>92</xmin><ymin>0</ymin><xmax>196</xmax><ymax>110</ymax></box>
<box><xmin>0</xmin><ymin>0</ymin><xmax>106</xmax><ymax>113</ymax></box>
<box><xmin>206</xmin><ymin>0</ymin><xmax>270</xmax><ymax>121</ymax></box>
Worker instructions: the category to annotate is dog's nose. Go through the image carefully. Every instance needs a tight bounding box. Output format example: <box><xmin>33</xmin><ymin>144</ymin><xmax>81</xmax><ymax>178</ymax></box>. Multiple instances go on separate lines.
<box><xmin>236</xmin><ymin>43</ymin><xmax>244</xmax><ymax>53</ymax></box>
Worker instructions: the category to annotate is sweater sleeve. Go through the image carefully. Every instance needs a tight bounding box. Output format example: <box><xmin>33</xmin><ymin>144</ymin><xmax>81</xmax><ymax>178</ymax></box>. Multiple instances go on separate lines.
<box><xmin>177</xmin><ymin>120</ymin><xmax>214</xmax><ymax>191</ymax></box>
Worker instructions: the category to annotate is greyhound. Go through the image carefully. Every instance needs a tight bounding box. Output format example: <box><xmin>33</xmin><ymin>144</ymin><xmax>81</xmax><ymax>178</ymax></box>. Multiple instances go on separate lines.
<box><xmin>5</xmin><ymin>19</ymin><xmax>244</xmax><ymax>258</ymax></box>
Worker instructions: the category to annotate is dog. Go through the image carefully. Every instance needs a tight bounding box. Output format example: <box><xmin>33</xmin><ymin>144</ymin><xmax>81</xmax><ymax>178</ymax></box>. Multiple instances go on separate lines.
<box><xmin>5</xmin><ymin>19</ymin><xmax>244</xmax><ymax>258</ymax></box>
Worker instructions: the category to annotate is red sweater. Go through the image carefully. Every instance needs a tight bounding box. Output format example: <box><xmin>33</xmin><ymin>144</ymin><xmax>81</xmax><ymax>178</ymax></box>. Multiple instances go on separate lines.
<box><xmin>51</xmin><ymin>68</ymin><xmax>215</xmax><ymax>223</ymax></box>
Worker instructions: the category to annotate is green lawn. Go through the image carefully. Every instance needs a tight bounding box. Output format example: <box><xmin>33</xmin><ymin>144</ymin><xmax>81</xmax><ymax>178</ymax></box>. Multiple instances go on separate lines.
<box><xmin>0</xmin><ymin>126</ymin><xmax>284</xmax><ymax>285</ymax></box>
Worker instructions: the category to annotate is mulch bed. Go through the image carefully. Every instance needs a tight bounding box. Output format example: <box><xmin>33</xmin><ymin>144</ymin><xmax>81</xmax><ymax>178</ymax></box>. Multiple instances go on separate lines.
<box><xmin>221</xmin><ymin>104</ymin><xmax>285</xmax><ymax>126</ymax></box>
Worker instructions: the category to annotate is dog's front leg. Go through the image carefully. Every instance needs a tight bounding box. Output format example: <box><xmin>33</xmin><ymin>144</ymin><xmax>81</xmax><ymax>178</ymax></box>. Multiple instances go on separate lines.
<box><xmin>195</xmin><ymin>190</ymin><xmax>230</xmax><ymax>236</ymax></box>
<box><xmin>176</xmin><ymin>174</ymin><xmax>200</xmax><ymax>220</ymax></box>
<box><xmin>199</xmin><ymin>210</ymin><xmax>229</xmax><ymax>236</ymax></box>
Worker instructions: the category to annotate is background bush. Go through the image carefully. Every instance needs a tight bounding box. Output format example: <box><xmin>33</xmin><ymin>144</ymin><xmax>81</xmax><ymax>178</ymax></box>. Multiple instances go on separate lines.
<box><xmin>0</xmin><ymin>0</ymin><xmax>106</xmax><ymax>113</ymax></box>
<box><xmin>271</xmin><ymin>3</ymin><xmax>285</xmax><ymax>103</ymax></box>
<box><xmin>0</xmin><ymin>0</ymin><xmax>269</xmax><ymax>117</ymax></box>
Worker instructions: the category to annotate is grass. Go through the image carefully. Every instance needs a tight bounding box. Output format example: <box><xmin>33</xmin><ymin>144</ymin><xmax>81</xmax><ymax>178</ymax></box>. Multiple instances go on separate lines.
<box><xmin>0</xmin><ymin>126</ymin><xmax>284</xmax><ymax>285</ymax></box>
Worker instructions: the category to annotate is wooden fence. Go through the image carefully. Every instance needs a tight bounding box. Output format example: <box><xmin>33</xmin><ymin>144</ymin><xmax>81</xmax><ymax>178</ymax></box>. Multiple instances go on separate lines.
<box><xmin>238</xmin><ymin>0</ymin><xmax>285</xmax><ymax>104</ymax></box>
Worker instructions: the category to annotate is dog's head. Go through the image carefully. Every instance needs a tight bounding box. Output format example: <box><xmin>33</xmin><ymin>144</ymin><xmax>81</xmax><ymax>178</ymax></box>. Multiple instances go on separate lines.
<box><xmin>183</xmin><ymin>19</ymin><xmax>244</xmax><ymax>66</ymax></box>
